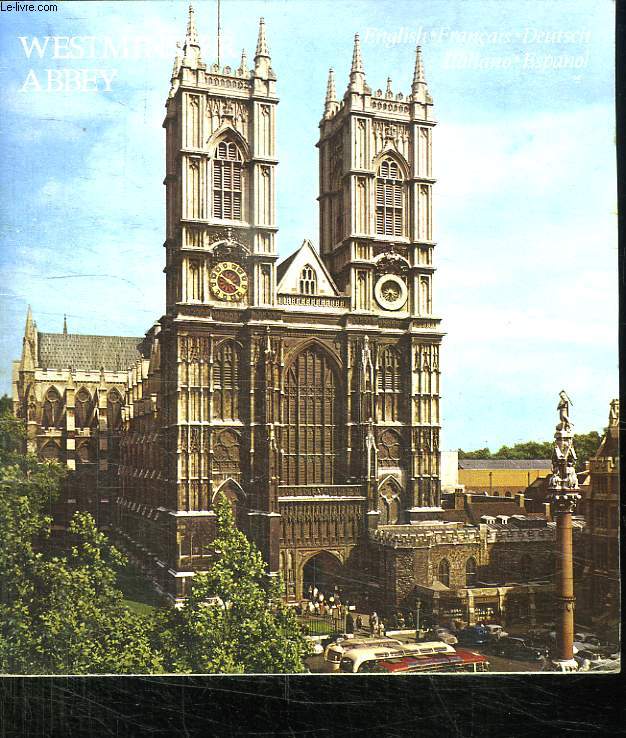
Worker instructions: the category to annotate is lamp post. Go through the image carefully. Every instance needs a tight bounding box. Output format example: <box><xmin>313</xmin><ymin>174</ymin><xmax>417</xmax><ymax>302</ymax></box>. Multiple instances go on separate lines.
<box><xmin>415</xmin><ymin>598</ymin><xmax>421</xmax><ymax>641</ymax></box>
<box><xmin>548</xmin><ymin>390</ymin><xmax>580</xmax><ymax>672</ymax></box>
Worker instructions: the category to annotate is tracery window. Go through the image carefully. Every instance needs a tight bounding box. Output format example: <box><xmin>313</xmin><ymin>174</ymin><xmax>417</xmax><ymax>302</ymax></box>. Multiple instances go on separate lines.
<box><xmin>378</xmin><ymin>429</ymin><xmax>402</xmax><ymax>467</ymax></box>
<box><xmin>376</xmin><ymin>158</ymin><xmax>404</xmax><ymax>236</ymax></box>
<box><xmin>377</xmin><ymin>346</ymin><xmax>401</xmax><ymax>421</ymax></box>
<box><xmin>299</xmin><ymin>265</ymin><xmax>317</xmax><ymax>295</ymax></box>
<box><xmin>107</xmin><ymin>389</ymin><xmax>123</xmax><ymax>431</ymax></box>
<box><xmin>465</xmin><ymin>557</ymin><xmax>478</xmax><ymax>588</ymax></box>
<box><xmin>212</xmin><ymin>341</ymin><xmax>240</xmax><ymax>421</ymax></box>
<box><xmin>42</xmin><ymin>387</ymin><xmax>62</xmax><ymax>428</ymax></box>
<box><xmin>75</xmin><ymin>388</ymin><xmax>92</xmax><ymax>428</ymax></box>
<box><xmin>213</xmin><ymin>140</ymin><xmax>243</xmax><ymax>220</ymax></box>
<box><xmin>283</xmin><ymin>347</ymin><xmax>337</xmax><ymax>485</ymax></box>
<box><xmin>438</xmin><ymin>558</ymin><xmax>450</xmax><ymax>588</ymax></box>
<box><xmin>378</xmin><ymin>480</ymin><xmax>401</xmax><ymax>525</ymax></box>
<box><xmin>213</xmin><ymin>429</ymin><xmax>241</xmax><ymax>474</ymax></box>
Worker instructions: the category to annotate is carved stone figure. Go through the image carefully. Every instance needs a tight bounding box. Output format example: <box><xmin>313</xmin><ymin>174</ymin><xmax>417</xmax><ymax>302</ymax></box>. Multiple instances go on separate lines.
<box><xmin>557</xmin><ymin>390</ymin><xmax>573</xmax><ymax>430</ymax></box>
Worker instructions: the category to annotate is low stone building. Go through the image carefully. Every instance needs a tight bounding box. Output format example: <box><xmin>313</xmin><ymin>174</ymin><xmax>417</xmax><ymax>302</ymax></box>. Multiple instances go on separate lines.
<box><xmin>458</xmin><ymin>458</ymin><xmax>552</xmax><ymax>496</ymax></box>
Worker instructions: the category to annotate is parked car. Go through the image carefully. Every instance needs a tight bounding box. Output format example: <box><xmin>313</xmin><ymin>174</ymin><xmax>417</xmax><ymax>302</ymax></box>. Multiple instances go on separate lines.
<box><xmin>457</xmin><ymin>626</ymin><xmax>489</xmax><ymax>647</ymax></box>
<box><xmin>427</xmin><ymin>627</ymin><xmax>458</xmax><ymax>646</ymax></box>
<box><xmin>492</xmin><ymin>637</ymin><xmax>546</xmax><ymax>662</ymax></box>
<box><xmin>572</xmin><ymin>632</ymin><xmax>602</xmax><ymax>653</ymax></box>
<box><xmin>483</xmin><ymin>624</ymin><xmax>508</xmax><ymax>641</ymax></box>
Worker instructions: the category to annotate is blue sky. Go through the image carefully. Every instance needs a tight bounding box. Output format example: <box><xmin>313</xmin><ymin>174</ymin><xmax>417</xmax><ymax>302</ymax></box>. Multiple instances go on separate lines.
<box><xmin>0</xmin><ymin>0</ymin><xmax>617</xmax><ymax>450</ymax></box>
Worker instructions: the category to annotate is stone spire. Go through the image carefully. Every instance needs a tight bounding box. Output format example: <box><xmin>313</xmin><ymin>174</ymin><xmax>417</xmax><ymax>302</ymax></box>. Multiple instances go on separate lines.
<box><xmin>411</xmin><ymin>45</ymin><xmax>429</xmax><ymax>102</ymax></box>
<box><xmin>63</xmin><ymin>314</ymin><xmax>68</xmax><ymax>335</ymax></box>
<box><xmin>348</xmin><ymin>33</ymin><xmax>366</xmax><ymax>93</ymax></box>
<box><xmin>386</xmin><ymin>77</ymin><xmax>393</xmax><ymax>97</ymax></box>
<box><xmin>324</xmin><ymin>68</ymin><xmax>338</xmax><ymax>118</ymax></box>
<box><xmin>255</xmin><ymin>17</ymin><xmax>270</xmax><ymax>58</ymax></box>
<box><xmin>254</xmin><ymin>17</ymin><xmax>274</xmax><ymax>81</ymax></box>
<box><xmin>182</xmin><ymin>3</ymin><xmax>204</xmax><ymax>70</ymax></box>
<box><xmin>21</xmin><ymin>306</ymin><xmax>37</xmax><ymax>371</ymax></box>
<box><xmin>238</xmin><ymin>48</ymin><xmax>248</xmax><ymax>75</ymax></box>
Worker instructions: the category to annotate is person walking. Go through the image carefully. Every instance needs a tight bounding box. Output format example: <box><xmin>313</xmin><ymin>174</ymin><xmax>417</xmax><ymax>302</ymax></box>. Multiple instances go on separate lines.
<box><xmin>356</xmin><ymin>615</ymin><xmax>363</xmax><ymax>632</ymax></box>
<box><xmin>370</xmin><ymin>611</ymin><xmax>378</xmax><ymax>636</ymax></box>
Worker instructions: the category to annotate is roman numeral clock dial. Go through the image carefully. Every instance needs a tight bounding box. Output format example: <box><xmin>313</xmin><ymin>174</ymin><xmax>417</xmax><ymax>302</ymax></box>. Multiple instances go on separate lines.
<box><xmin>209</xmin><ymin>261</ymin><xmax>249</xmax><ymax>302</ymax></box>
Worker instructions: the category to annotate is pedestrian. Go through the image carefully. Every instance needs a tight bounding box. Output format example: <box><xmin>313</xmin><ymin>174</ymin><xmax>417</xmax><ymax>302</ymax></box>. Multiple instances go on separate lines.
<box><xmin>356</xmin><ymin>615</ymin><xmax>363</xmax><ymax>631</ymax></box>
<box><xmin>380</xmin><ymin>620</ymin><xmax>386</xmax><ymax>637</ymax></box>
<box><xmin>370</xmin><ymin>611</ymin><xmax>378</xmax><ymax>636</ymax></box>
<box><xmin>308</xmin><ymin>600</ymin><xmax>315</xmax><ymax>614</ymax></box>
<box><xmin>318</xmin><ymin>592</ymin><xmax>324</xmax><ymax>603</ymax></box>
<box><xmin>313</xmin><ymin>586</ymin><xmax>318</xmax><ymax>601</ymax></box>
<box><xmin>307</xmin><ymin>584</ymin><xmax>313</xmax><ymax>601</ymax></box>
<box><xmin>346</xmin><ymin>613</ymin><xmax>354</xmax><ymax>634</ymax></box>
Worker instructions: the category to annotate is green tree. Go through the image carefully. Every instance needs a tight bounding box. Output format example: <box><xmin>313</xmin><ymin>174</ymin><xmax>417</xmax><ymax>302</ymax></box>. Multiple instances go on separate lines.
<box><xmin>459</xmin><ymin>431</ymin><xmax>601</xmax><ymax>471</ymax></box>
<box><xmin>0</xmin><ymin>405</ymin><xmax>162</xmax><ymax>674</ymax></box>
<box><xmin>158</xmin><ymin>496</ymin><xmax>310</xmax><ymax>673</ymax></box>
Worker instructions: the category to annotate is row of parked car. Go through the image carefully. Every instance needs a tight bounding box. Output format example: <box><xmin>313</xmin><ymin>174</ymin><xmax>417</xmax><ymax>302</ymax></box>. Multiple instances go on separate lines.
<box><xmin>422</xmin><ymin>623</ymin><xmax>620</xmax><ymax>668</ymax></box>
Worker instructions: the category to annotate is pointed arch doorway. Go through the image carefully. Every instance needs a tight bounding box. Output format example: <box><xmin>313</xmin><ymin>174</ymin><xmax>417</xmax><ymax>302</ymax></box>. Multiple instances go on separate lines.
<box><xmin>301</xmin><ymin>551</ymin><xmax>346</xmax><ymax>600</ymax></box>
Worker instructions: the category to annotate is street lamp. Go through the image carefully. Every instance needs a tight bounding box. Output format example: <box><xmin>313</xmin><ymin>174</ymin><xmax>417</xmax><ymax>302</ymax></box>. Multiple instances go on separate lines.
<box><xmin>415</xmin><ymin>598</ymin><xmax>421</xmax><ymax>641</ymax></box>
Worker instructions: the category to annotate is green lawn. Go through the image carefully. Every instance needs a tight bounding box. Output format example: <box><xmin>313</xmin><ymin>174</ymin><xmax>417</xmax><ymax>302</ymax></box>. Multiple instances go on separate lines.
<box><xmin>116</xmin><ymin>562</ymin><xmax>165</xmax><ymax>616</ymax></box>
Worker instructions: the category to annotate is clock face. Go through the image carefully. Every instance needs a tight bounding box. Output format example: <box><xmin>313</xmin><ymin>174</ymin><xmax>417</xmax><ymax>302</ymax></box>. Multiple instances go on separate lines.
<box><xmin>209</xmin><ymin>261</ymin><xmax>248</xmax><ymax>302</ymax></box>
<box><xmin>374</xmin><ymin>274</ymin><xmax>408</xmax><ymax>311</ymax></box>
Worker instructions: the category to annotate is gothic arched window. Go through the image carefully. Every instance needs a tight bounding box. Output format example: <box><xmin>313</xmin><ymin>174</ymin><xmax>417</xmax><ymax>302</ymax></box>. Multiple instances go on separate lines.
<box><xmin>376</xmin><ymin>158</ymin><xmax>404</xmax><ymax>237</ymax></box>
<box><xmin>75</xmin><ymin>388</ymin><xmax>92</xmax><ymax>428</ymax></box>
<box><xmin>213</xmin><ymin>140</ymin><xmax>243</xmax><ymax>221</ymax></box>
<box><xmin>520</xmin><ymin>554</ymin><xmax>533</xmax><ymax>581</ymax></box>
<box><xmin>42</xmin><ymin>387</ymin><xmax>62</xmax><ymax>428</ymax></box>
<box><xmin>212</xmin><ymin>341</ymin><xmax>241</xmax><ymax>421</ymax></box>
<box><xmin>466</xmin><ymin>557</ymin><xmax>478</xmax><ymax>588</ymax></box>
<box><xmin>378</xmin><ymin>479</ymin><xmax>402</xmax><ymax>525</ymax></box>
<box><xmin>299</xmin><ymin>265</ymin><xmax>317</xmax><ymax>295</ymax></box>
<box><xmin>377</xmin><ymin>346</ymin><xmax>402</xmax><ymax>421</ymax></box>
<box><xmin>107</xmin><ymin>389</ymin><xmax>123</xmax><ymax>431</ymax></box>
<box><xmin>283</xmin><ymin>346</ymin><xmax>337</xmax><ymax>485</ymax></box>
<box><xmin>438</xmin><ymin>558</ymin><xmax>450</xmax><ymax>588</ymax></box>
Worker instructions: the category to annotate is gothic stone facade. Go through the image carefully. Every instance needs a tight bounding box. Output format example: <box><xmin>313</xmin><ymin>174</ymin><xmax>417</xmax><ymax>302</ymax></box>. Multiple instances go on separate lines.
<box><xmin>11</xmin><ymin>312</ymin><xmax>141</xmax><ymax>529</ymax></box>
<box><xmin>115</xmin><ymin>17</ymin><xmax>443</xmax><ymax>602</ymax></box>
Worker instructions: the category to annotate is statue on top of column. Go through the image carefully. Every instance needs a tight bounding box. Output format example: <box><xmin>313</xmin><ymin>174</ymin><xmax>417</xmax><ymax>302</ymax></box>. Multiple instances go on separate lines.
<box><xmin>549</xmin><ymin>390</ymin><xmax>580</xmax><ymax>494</ymax></box>
<box><xmin>557</xmin><ymin>390</ymin><xmax>573</xmax><ymax>431</ymax></box>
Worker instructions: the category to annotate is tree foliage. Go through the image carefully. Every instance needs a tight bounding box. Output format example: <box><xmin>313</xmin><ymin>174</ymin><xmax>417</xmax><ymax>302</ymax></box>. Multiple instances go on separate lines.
<box><xmin>0</xmin><ymin>406</ymin><xmax>161</xmax><ymax>674</ymax></box>
<box><xmin>157</xmin><ymin>496</ymin><xmax>310</xmax><ymax>674</ymax></box>
<box><xmin>458</xmin><ymin>431</ymin><xmax>602</xmax><ymax>471</ymax></box>
<box><xmin>1</xmin><ymin>405</ymin><xmax>309</xmax><ymax>674</ymax></box>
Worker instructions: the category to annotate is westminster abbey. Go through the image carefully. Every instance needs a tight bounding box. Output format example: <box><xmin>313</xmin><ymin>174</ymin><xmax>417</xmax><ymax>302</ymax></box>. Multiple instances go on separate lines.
<box><xmin>15</xmin><ymin>10</ymin><xmax>564</xmax><ymax>624</ymax></box>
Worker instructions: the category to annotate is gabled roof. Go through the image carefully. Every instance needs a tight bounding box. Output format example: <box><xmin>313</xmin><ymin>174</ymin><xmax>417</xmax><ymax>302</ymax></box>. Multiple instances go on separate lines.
<box><xmin>38</xmin><ymin>332</ymin><xmax>143</xmax><ymax>372</ymax></box>
<box><xmin>277</xmin><ymin>239</ymin><xmax>340</xmax><ymax>296</ymax></box>
<box><xmin>458</xmin><ymin>459</ymin><xmax>552</xmax><ymax>470</ymax></box>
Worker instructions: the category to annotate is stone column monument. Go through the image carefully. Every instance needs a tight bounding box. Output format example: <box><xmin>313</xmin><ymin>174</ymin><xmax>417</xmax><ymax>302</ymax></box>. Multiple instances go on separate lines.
<box><xmin>548</xmin><ymin>390</ymin><xmax>581</xmax><ymax>671</ymax></box>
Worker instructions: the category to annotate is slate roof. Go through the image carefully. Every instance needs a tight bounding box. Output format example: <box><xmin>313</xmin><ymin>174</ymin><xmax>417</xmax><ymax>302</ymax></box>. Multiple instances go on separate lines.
<box><xmin>458</xmin><ymin>459</ymin><xmax>551</xmax><ymax>470</ymax></box>
<box><xmin>38</xmin><ymin>332</ymin><xmax>143</xmax><ymax>372</ymax></box>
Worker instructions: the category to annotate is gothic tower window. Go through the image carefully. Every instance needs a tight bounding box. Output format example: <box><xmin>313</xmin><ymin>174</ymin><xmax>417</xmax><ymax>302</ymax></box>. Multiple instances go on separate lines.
<box><xmin>438</xmin><ymin>558</ymin><xmax>450</xmax><ymax>587</ymax></box>
<box><xmin>378</xmin><ymin>479</ymin><xmax>401</xmax><ymax>525</ymax></box>
<box><xmin>42</xmin><ymin>387</ymin><xmax>62</xmax><ymax>428</ymax></box>
<box><xmin>465</xmin><ymin>557</ymin><xmax>478</xmax><ymax>587</ymax></box>
<box><xmin>283</xmin><ymin>346</ymin><xmax>337</xmax><ymax>485</ymax></box>
<box><xmin>75</xmin><ymin>388</ymin><xmax>92</xmax><ymax>428</ymax></box>
<box><xmin>299</xmin><ymin>265</ymin><xmax>317</xmax><ymax>295</ymax></box>
<box><xmin>377</xmin><ymin>346</ymin><xmax>402</xmax><ymax>421</ymax></box>
<box><xmin>212</xmin><ymin>140</ymin><xmax>243</xmax><ymax>220</ymax></box>
<box><xmin>212</xmin><ymin>341</ymin><xmax>241</xmax><ymax>421</ymax></box>
<box><xmin>376</xmin><ymin>158</ymin><xmax>404</xmax><ymax>237</ymax></box>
